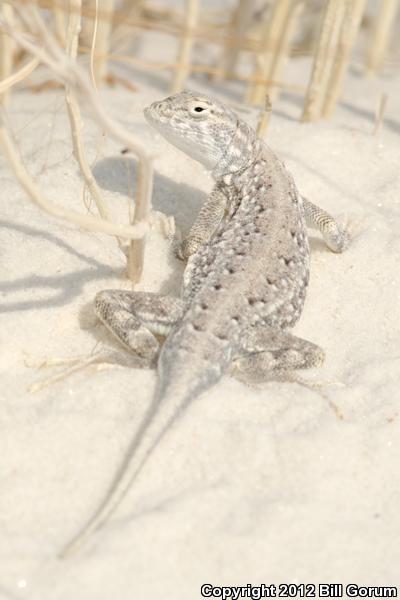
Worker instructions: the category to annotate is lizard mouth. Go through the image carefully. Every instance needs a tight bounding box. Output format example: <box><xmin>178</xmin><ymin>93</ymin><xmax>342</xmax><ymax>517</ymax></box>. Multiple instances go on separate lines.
<box><xmin>143</xmin><ymin>105</ymin><xmax>154</xmax><ymax>123</ymax></box>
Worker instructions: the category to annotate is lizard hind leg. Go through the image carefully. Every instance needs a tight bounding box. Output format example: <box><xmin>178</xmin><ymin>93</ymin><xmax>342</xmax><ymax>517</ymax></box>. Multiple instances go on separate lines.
<box><xmin>28</xmin><ymin>292</ymin><xmax>184</xmax><ymax>393</ymax></box>
<box><xmin>231</xmin><ymin>325</ymin><xmax>325</xmax><ymax>385</ymax></box>
<box><xmin>94</xmin><ymin>290</ymin><xmax>184</xmax><ymax>365</ymax></box>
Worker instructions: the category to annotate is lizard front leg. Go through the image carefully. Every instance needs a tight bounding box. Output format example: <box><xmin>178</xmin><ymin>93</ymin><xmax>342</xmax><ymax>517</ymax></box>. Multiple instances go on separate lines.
<box><xmin>94</xmin><ymin>291</ymin><xmax>184</xmax><ymax>365</ymax></box>
<box><xmin>231</xmin><ymin>324</ymin><xmax>325</xmax><ymax>384</ymax></box>
<box><xmin>302</xmin><ymin>197</ymin><xmax>350</xmax><ymax>253</ymax></box>
<box><xmin>175</xmin><ymin>183</ymin><xmax>227</xmax><ymax>260</ymax></box>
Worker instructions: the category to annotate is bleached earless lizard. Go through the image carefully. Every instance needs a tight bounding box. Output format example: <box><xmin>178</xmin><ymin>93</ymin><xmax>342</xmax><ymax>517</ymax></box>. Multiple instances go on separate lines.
<box><xmin>60</xmin><ymin>91</ymin><xmax>349</xmax><ymax>556</ymax></box>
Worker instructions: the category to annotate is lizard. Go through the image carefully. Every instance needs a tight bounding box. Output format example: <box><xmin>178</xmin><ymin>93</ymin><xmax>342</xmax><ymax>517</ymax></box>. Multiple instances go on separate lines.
<box><xmin>60</xmin><ymin>90</ymin><xmax>350</xmax><ymax>557</ymax></box>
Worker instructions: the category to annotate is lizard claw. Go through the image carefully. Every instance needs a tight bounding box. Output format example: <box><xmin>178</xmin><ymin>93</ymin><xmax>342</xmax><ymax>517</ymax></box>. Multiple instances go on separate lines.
<box><xmin>330</xmin><ymin>213</ymin><xmax>365</xmax><ymax>253</ymax></box>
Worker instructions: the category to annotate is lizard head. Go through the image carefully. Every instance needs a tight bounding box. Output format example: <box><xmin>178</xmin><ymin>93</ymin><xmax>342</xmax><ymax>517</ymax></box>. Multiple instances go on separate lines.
<box><xmin>144</xmin><ymin>91</ymin><xmax>240</xmax><ymax>172</ymax></box>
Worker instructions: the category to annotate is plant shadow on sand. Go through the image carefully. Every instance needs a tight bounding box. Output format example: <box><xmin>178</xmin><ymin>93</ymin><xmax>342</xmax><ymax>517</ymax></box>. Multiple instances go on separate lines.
<box><xmin>92</xmin><ymin>155</ymin><xmax>207</xmax><ymax>233</ymax></box>
<box><xmin>0</xmin><ymin>157</ymin><xmax>206</xmax><ymax>314</ymax></box>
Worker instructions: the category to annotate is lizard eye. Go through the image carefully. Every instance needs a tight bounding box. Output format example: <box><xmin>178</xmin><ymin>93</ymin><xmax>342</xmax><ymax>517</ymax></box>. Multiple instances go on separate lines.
<box><xmin>188</xmin><ymin>101</ymin><xmax>210</xmax><ymax>117</ymax></box>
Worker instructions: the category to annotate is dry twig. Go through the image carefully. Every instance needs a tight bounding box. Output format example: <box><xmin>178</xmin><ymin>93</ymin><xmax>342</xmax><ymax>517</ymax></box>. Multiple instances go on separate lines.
<box><xmin>64</xmin><ymin>0</ymin><xmax>114</xmax><ymax>229</ymax></box>
<box><xmin>1</xmin><ymin>2</ymin><xmax>154</xmax><ymax>282</ymax></box>
<box><xmin>0</xmin><ymin>116</ymin><xmax>147</xmax><ymax>240</ymax></box>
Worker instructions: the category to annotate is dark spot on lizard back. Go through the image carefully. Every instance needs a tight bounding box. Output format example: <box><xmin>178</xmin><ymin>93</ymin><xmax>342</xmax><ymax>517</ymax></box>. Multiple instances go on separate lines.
<box><xmin>215</xmin><ymin>332</ymin><xmax>228</xmax><ymax>341</ymax></box>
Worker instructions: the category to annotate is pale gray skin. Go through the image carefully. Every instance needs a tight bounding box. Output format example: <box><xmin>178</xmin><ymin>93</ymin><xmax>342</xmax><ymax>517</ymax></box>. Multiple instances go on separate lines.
<box><xmin>60</xmin><ymin>91</ymin><xmax>349</xmax><ymax>557</ymax></box>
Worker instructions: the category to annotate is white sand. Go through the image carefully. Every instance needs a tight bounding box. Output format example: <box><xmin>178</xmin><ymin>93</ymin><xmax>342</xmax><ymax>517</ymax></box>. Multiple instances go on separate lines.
<box><xmin>0</xmin><ymin>61</ymin><xmax>400</xmax><ymax>599</ymax></box>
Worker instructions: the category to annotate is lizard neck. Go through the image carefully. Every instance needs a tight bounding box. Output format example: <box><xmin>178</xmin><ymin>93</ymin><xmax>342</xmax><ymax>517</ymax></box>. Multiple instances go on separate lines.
<box><xmin>211</xmin><ymin>118</ymin><xmax>262</xmax><ymax>180</ymax></box>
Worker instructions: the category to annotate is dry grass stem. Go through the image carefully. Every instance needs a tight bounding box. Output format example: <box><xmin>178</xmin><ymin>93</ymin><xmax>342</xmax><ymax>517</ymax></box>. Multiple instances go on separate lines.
<box><xmin>91</xmin><ymin>0</ymin><xmax>114</xmax><ymax>86</ymax></box>
<box><xmin>27</xmin><ymin>350</ymin><xmax>123</xmax><ymax>393</ymax></box>
<box><xmin>373</xmin><ymin>92</ymin><xmax>388</xmax><ymax>135</ymax></box>
<box><xmin>110</xmin><ymin>0</ymin><xmax>145</xmax><ymax>56</ymax></box>
<box><xmin>170</xmin><ymin>0</ymin><xmax>199</xmax><ymax>93</ymax></box>
<box><xmin>0</xmin><ymin>2</ymin><xmax>15</xmax><ymax>104</ymax></box>
<box><xmin>301</xmin><ymin>0</ymin><xmax>346</xmax><ymax>122</ymax></box>
<box><xmin>263</xmin><ymin>0</ymin><xmax>304</xmax><ymax>104</ymax></box>
<box><xmin>220</xmin><ymin>0</ymin><xmax>256</xmax><ymax>78</ymax></box>
<box><xmin>256</xmin><ymin>94</ymin><xmax>272</xmax><ymax>137</ymax></box>
<box><xmin>322</xmin><ymin>0</ymin><xmax>367</xmax><ymax>118</ymax></box>
<box><xmin>53</xmin><ymin>0</ymin><xmax>66</xmax><ymax>44</ymax></box>
<box><xmin>0</xmin><ymin>56</ymin><xmax>39</xmax><ymax>95</ymax></box>
<box><xmin>366</xmin><ymin>0</ymin><xmax>399</xmax><ymax>75</ymax></box>
<box><xmin>247</xmin><ymin>0</ymin><xmax>293</xmax><ymax>105</ymax></box>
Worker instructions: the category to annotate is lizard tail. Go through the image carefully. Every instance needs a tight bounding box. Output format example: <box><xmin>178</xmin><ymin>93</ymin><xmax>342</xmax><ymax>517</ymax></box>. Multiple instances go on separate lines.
<box><xmin>59</xmin><ymin>363</ymin><xmax>218</xmax><ymax>558</ymax></box>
